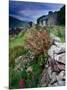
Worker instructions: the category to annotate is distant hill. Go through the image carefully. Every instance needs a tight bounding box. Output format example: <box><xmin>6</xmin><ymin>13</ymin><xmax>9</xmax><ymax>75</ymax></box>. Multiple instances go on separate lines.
<box><xmin>9</xmin><ymin>16</ymin><xmax>30</xmax><ymax>28</ymax></box>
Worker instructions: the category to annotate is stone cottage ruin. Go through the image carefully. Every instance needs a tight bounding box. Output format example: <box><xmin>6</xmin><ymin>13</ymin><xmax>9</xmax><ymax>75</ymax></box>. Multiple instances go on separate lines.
<box><xmin>37</xmin><ymin>11</ymin><xmax>58</xmax><ymax>26</ymax></box>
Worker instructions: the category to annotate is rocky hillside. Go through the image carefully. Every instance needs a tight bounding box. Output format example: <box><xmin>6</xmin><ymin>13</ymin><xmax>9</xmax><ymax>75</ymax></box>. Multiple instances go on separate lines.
<box><xmin>9</xmin><ymin>26</ymin><xmax>65</xmax><ymax>89</ymax></box>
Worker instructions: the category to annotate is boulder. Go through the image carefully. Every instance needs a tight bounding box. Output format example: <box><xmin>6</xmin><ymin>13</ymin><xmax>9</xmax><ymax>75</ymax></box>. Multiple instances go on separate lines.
<box><xmin>53</xmin><ymin>42</ymin><xmax>65</xmax><ymax>52</ymax></box>
<box><xmin>48</xmin><ymin>57</ymin><xmax>60</xmax><ymax>72</ymax></box>
<box><xmin>57</xmin><ymin>80</ymin><xmax>65</xmax><ymax>86</ymax></box>
<box><xmin>50</xmin><ymin>72</ymin><xmax>57</xmax><ymax>84</ymax></box>
<box><xmin>48</xmin><ymin>45</ymin><xmax>60</xmax><ymax>58</ymax></box>
<box><xmin>47</xmin><ymin>67</ymin><xmax>52</xmax><ymax>79</ymax></box>
<box><xmin>55</xmin><ymin>53</ymin><xmax>65</xmax><ymax>64</ymax></box>
<box><xmin>57</xmin><ymin>63</ymin><xmax>65</xmax><ymax>71</ymax></box>
<box><xmin>40</xmin><ymin>69</ymin><xmax>50</xmax><ymax>86</ymax></box>
<box><xmin>48</xmin><ymin>43</ymin><xmax>65</xmax><ymax>61</ymax></box>
<box><xmin>57</xmin><ymin>71</ymin><xmax>65</xmax><ymax>81</ymax></box>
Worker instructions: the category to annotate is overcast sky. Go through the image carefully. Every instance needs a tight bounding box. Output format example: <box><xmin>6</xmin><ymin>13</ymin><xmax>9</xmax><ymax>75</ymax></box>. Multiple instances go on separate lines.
<box><xmin>9</xmin><ymin>1</ymin><xmax>64</xmax><ymax>23</ymax></box>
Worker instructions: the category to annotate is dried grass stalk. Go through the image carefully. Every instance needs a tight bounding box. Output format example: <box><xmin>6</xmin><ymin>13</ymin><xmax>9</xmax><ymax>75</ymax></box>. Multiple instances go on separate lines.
<box><xmin>26</xmin><ymin>30</ymin><xmax>52</xmax><ymax>55</ymax></box>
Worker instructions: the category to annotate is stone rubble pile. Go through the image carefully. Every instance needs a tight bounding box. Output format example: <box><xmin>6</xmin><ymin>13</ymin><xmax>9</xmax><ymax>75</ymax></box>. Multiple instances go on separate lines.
<box><xmin>40</xmin><ymin>36</ymin><xmax>65</xmax><ymax>87</ymax></box>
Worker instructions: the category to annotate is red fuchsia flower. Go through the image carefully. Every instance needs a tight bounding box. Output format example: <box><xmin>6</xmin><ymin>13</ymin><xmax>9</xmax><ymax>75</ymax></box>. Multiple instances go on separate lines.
<box><xmin>19</xmin><ymin>79</ymin><xmax>25</xmax><ymax>88</ymax></box>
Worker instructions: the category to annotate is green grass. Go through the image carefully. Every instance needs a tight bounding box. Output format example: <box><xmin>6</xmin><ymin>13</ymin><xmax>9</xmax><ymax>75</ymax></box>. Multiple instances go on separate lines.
<box><xmin>47</xmin><ymin>25</ymin><xmax>65</xmax><ymax>42</ymax></box>
<box><xmin>9</xmin><ymin>31</ymin><xmax>28</xmax><ymax>48</ymax></box>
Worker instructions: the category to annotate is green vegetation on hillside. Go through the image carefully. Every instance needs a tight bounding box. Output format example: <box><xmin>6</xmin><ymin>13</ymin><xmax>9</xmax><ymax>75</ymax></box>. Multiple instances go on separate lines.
<box><xmin>9</xmin><ymin>25</ymin><xmax>65</xmax><ymax>89</ymax></box>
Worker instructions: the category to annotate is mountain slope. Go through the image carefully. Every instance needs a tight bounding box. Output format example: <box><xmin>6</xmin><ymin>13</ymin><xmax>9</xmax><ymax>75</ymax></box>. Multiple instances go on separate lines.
<box><xmin>9</xmin><ymin>16</ymin><xmax>30</xmax><ymax>28</ymax></box>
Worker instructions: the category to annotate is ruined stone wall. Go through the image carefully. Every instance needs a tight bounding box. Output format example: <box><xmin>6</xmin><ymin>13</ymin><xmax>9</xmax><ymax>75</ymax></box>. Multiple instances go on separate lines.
<box><xmin>37</xmin><ymin>12</ymin><xmax>58</xmax><ymax>26</ymax></box>
<box><xmin>47</xmin><ymin>13</ymin><xmax>57</xmax><ymax>26</ymax></box>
